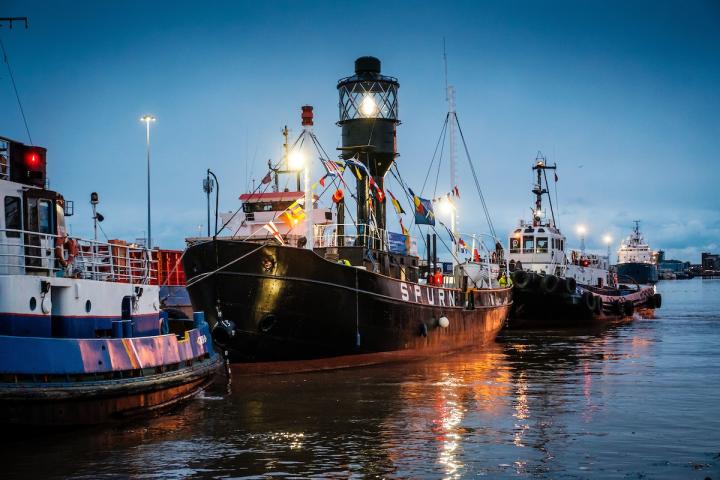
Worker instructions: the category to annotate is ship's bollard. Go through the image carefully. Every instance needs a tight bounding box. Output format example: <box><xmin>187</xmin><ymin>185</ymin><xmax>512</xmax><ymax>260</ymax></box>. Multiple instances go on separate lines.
<box><xmin>112</xmin><ymin>320</ymin><xmax>124</xmax><ymax>338</ymax></box>
<box><xmin>193</xmin><ymin>311</ymin><xmax>206</xmax><ymax>328</ymax></box>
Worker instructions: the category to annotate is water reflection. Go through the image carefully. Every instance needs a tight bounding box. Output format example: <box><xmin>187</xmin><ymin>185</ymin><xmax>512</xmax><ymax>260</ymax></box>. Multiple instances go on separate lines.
<box><xmin>5</xmin><ymin>280</ymin><xmax>720</xmax><ymax>479</ymax></box>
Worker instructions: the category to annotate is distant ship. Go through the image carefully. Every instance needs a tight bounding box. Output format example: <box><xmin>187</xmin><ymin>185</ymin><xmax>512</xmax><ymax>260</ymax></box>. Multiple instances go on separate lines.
<box><xmin>616</xmin><ymin>221</ymin><xmax>659</xmax><ymax>285</ymax></box>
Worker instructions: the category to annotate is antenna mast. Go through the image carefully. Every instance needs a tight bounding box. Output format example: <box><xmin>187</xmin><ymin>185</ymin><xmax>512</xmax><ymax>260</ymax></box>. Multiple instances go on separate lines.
<box><xmin>444</xmin><ymin>40</ymin><xmax>458</xmax><ymax>250</ymax></box>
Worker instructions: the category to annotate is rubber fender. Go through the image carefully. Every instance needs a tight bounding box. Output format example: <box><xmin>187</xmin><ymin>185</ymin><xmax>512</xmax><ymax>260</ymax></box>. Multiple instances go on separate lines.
<box><xmin>213</xmin><ymin>318</ymin><xmax>237</xmax><ymax>345</ymax></box>
<box><xmin>612</xmin><ymin>300</ymin><xmax>623</xmax><ymax>315</ymax></box>
<box><xmin>653</xmin><ymin>293</ymin><xmax>662</xmax><ymax>308</ymax></box>
<box><xmin>593</xmin><ymin>296</ymin><xmax>603</xmax><ymax>315</ymax></box>
<box><xmin>513</xmin><ymin>270</ymin><xmax>530</xmax><ymax>289</ymax></box>
<box><xmin>541</xmin><ymin>274</ymin><xmax>561</xmax><ymax>294</ymax></box>
<box><xmin>582</xmin><ymin>291</ymin><xmax>595</xmax><ymax>311</ymax></box>
<box><xmin>645</xmin><ymin>295</ymin><xmax>655</xmax><ymax>308</ymax></box>
<box><xmin>624</xmin><ymin>300</ymin><xmax>635</xmax><ymax>316</ymax></box>
<box><xmin>565</xmin><ymin>277</ymin><xmax>577</xmax><ymax>294</ymax></box>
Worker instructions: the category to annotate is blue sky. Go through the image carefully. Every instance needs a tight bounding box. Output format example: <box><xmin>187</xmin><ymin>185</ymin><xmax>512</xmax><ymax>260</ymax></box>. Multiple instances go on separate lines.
<box><xmin>1</xmin><ymin>0</ymin><xmax>718</xmax><ymax>262</ymax></box>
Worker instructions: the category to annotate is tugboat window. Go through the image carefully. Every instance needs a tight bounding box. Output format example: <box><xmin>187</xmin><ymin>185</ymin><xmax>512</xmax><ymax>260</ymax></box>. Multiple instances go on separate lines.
<box><xmin>536</xmin><ymin>237</ymin><xmax>548</xmax><ymax>253</ymax></box>
<box><xmin>4</xmin><ymin>196</ymin><xmax>21</xmax><ymax>237</ymax></box>
<box><xmin>38</xmin><ymin>200</ymin><xmax>52</xmax><ymax>234</ymax></box>
<box><xmin>523</xmin><ymin>236</ymin><xmax>534</xmax><ymax>253</ymax></box>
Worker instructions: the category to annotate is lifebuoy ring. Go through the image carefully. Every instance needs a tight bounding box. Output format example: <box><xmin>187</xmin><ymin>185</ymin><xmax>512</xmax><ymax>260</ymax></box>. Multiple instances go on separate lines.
<box><xmin>55</xmin><ymin>236</ymin><xmax>77</xmax><ymax>268</ymax></box>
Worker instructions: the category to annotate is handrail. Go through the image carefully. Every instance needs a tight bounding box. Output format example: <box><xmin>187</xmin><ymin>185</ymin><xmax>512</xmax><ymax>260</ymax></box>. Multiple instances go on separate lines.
<box><xmin>0</xmin><ymin>228</ymin><xmax>156</xmax><ymax>284</ymax></box>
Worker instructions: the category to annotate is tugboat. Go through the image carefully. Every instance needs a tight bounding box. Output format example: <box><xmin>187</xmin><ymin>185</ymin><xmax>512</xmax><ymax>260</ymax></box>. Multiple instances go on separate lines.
<box><xmin>0</xmin><ymin>136</ymin><xmax>222</xmax><ymax>425</ymax></box>
<box><xmin>183</xmin><ymin>57</ymin><xmax>512</xmax><ymax>367</ymax></box>
<box><xmin>507</xmin><ymin>154</ymin><xmax>661</xmax><ymax>327</ymax></box>
<box><xmin>616</xmin><ymin>221</ymin><xmax>659</xmax><ymax>284</ymax></box>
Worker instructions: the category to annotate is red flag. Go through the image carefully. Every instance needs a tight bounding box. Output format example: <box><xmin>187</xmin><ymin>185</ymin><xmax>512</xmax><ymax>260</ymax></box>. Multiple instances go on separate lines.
<box><xmin>261</xmin><ymin>172</ymin><xmax>272</xmax><ymax>184</ymax></box>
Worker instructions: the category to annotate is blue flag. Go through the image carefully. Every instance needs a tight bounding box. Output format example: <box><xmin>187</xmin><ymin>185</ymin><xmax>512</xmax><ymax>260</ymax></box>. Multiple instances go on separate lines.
<box><xmin>408</xmin><ymin>188</ymin><xmax>435</xmax><ymax>226</ymax></box>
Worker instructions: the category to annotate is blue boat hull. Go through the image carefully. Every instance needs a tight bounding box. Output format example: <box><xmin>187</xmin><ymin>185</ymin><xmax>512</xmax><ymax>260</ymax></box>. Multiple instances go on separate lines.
<box><xmin>616</xmin><ymin>262</ymin><xmax>658</xmax><ymax>284</ymax></box>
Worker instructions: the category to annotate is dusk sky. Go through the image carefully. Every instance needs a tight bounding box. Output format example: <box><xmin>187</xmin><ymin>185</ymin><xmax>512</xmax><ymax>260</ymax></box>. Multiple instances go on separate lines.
<box><xmin>1</xmin><ymin>0</ymin><xmax>718</xmax><ymax>262</ymax></box>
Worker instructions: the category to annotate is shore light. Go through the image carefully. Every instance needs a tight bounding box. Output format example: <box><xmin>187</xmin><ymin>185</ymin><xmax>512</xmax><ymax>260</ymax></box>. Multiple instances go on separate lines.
<box><xmin>576</xmin><ymin>225</ymin><xmax>587</xmax><ymax>236</ymax></box>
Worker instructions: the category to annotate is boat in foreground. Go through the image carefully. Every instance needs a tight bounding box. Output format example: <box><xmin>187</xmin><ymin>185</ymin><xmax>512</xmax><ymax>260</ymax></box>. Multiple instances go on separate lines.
<box><xmin>184</xmin><ymin>57</ymin><xmax>512</xmax><ymax>367</ymax></box>
<box><xmin>507</xmin><ymin>154</ymin><xmax>660</xmax><ymax>328</ymax></box>
<box><xmin>0</xmin><ymin>136</ymin><xmax>221</xmax><ymax>425</ymax></box>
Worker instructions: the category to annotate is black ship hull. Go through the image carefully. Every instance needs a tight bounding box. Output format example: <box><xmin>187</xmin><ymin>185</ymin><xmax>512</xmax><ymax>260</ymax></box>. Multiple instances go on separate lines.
<box><xmin>183</xmin><ymin>240</ymin><xmax>512</xmax><ymax>366</ymax></box>
<box><xmin>508</xmin><ymin>271</ymin><xmax>660</xmax><ymax>329</ymax></box>
<box><xmin>616</xmin><ymin>262</ymin><xmax>658</xmax><ymax>284</ymax></box>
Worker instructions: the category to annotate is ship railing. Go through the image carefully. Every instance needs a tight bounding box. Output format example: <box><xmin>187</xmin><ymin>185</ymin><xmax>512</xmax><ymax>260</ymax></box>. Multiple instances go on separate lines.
<box><xmin>314</xmin><ymin>223</ymin><xmax>390</xmax><ymax>250</ymax></box>
<box><xmin>0</xmin><ymin>228</ymin><xmax>156</xmax><ymax>284</ymax></box>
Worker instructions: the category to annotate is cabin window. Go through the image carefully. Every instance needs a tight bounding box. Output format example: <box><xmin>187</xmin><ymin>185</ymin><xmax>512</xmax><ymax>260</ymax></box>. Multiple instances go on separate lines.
<box><xmin>523</xmin><ymin>236</ymin><xmax>534</xmax><ymax>253</ymax></box>
<box><xmin>560</xmin><ymin>240</ymin><xmax>564</xmax><ymax>251</ymax></box>
<box><xmin>4</xmin><ymin>196</ymin><xmax>21</xmax><ymax>237</ymax></box>
<box><xmin>510</xmin><ymin>237</ymin><xmax>521</xmax><ymax>253</ymax></box>
<box><xmin>38</xmin><ymin>200</ymin><xmax>52</xmax><ymax>234</ymax></box>
<box><xmin>536</xmin><ymin>237</ymin><xmax>548</xmax><ymax>253</ymax></box>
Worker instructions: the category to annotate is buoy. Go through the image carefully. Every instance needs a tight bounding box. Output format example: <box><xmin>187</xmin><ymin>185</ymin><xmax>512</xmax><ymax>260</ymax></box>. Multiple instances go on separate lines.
<box><xmin>438</xmin><ymin>316</ymin><xmax>450</xmax><ymax>328</ymax></box>
<box><xmin>41</xmin><ymin>295</ymin><xmax>51</xmax><ymax>314</ymax></box>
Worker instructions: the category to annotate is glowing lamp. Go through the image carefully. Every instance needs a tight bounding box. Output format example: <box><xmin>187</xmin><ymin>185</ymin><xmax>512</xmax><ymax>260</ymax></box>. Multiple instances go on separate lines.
<box><xmin>603</xmin><ymin>234</ymin><xmax>612</xmax><ymax>245</ymax></box>
<box><xmin>360</xmin><ymin>95</ymin><xmax>378</xmax><ymax>117</ymax></box>
<box><xmin>288</xmin><ymin>150</ymin><xmax>304</xmax><ymax>171</ymax></box>
<box><xmin>25</xmin><ymin>151</ymin><xmax>39</xmax><ymax>168</ymax></box>
<box><xmin>576</xmin><ymin>225</ymin><xmax>587</xmax><ymax>236</ymax></box>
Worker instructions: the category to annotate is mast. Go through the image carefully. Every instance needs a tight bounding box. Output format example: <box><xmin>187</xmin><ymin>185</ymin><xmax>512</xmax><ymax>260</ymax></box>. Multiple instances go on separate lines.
<box><xmin>531</xmin><ymin>152</ymin><xmax>556</xmax><ymax>227</ymax></box>
<box><xmin>301</xmin><ymin>106</ymin><xmax>314</xmax><ymax>249</ymax></box>
<box><xmin>445</xmin><ymin>42</ymin><xmax>458</xmax><ymax>252</ymax></box>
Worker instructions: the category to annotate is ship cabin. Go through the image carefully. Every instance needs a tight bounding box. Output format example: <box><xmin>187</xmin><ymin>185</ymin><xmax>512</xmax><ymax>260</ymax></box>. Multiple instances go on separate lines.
<box><xmin>508</xmin><ymin>220</ymin><xmax>566</xmax><ymax>276</ymax></box>
<box><xmin>566</xmin><ymin>250</ymin><xmax>612</xmax><ymax>288</ymax></box>
<box><xmin>0</xmin><ymin>137</ymin><xmax>161</xmax><ymax>340</ymax></box>
<box><xmin>218</xmin><ymin>190</ymin><xmax>334</xmax><ymax>247</ymax></box>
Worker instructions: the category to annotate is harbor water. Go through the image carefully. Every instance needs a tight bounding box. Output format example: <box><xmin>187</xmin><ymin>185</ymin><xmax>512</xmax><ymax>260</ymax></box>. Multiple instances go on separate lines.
<box><xmin>4</xmin><ymin>279</ymin><xmax>719</xmax><ymax>479</ymax></box>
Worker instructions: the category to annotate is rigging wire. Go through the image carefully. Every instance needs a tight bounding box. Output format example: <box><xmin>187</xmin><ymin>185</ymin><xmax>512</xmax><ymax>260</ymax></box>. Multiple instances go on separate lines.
<box><xmin>454</xmin><ymin>113</ymin><xmax>496</xmax><ymax>239</ymax></box>
<box><xmin>0</xmin><ymin>33</ymin><xmax>32</xmax><ymax>144</ymax></box>
<box><xmin>542</xmin><ymin>168</ymin><xmax>556</xmax><ymax>226</ymax></box>
<box><xmin>420</xmin><ymin>114</ymin><xmax>449</xmax><ymax>195</ymax></box>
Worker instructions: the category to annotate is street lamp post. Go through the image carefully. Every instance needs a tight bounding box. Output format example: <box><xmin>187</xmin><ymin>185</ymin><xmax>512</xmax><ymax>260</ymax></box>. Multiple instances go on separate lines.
<box><xmin>140</xmin><ymin>115</ymin><xmax>156</xmax><ymax>249</ymax></box>
<box><xmin>576</xmin><ymin>225</ymin><xmax>587</xmax><ymax>254</ymax></box>
<box><xmin>603</xmin><ymin>234</ymin><xmax>613</xmax><ymax>263</ymax></box>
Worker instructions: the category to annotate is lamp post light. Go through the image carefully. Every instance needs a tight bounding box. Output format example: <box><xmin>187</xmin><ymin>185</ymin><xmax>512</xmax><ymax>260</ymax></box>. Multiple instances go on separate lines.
<box><xmin>140</xmin><ymin>114</ymin><xmax>156</xmax><ymax>249</ymax></box>
<box><xmin>576</xmin><ymin>224</ymin><xmax>587</xmax><ymax>254</ymax></box>
<box><xmin>603</xmin><ymin>234</ymin><xmax>613</xmax><ymax>263</ymax></box>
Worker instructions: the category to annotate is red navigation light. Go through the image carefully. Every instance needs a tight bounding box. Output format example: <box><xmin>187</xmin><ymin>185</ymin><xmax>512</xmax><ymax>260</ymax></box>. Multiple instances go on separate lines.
<box><xmin>26</xmin><ymin>151</ymin><xmax>39</xmax><ymax>168</ymax></box>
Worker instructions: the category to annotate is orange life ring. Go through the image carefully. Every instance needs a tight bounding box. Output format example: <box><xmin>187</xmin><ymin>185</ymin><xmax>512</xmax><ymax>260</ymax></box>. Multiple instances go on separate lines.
<box><xmin>55</xmin><ymin>236</ymin><xmax>77</xmax><ymax>268</ymax></box>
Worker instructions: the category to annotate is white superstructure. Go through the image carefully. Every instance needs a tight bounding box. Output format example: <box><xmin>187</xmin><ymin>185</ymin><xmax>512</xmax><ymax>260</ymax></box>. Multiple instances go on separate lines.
<box><xmin>618</xmin><ymin>221</ymin><xmax>654</xmax><ymax>264</ymax></box>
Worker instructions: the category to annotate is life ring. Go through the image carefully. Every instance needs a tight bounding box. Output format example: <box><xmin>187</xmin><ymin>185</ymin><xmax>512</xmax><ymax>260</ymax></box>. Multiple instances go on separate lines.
<box><xmin>55</xmin><ymin>236</ymin><xmax>78</xmax><ymax>268</ymax></box>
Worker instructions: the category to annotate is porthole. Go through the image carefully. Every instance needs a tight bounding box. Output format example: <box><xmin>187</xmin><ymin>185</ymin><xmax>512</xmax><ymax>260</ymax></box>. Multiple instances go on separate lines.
<box><xmin>29</xmin><ymin>297</ymin><xmax>37</xmax><ymax>311</ymax></box>
<box><xmin>85</xmin><ymin>300</ymin><xmax>92</xmax><ymax>313</ymax></box>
